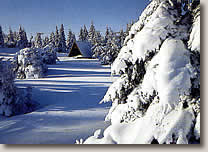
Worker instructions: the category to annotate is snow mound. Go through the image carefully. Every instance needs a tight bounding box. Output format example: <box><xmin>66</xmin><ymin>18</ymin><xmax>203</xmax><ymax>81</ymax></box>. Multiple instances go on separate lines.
<box><xmin>13</xmin><ymin>48</ymin><xmax>48</xmax><ymax>79</ymax></box>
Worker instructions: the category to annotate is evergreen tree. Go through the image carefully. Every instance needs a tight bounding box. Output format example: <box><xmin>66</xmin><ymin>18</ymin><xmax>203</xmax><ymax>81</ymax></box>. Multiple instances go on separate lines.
<box><xmin>55</xmin><ymin>26</ymin><xmax>60</xmax><ymax>48</ymax></box>
<box><xmin>0</xmin><ymin>25</ymin><xmax>5</xmax><ymax>47</ymax></box>
<box><xmin>8</xmin><ymin>27</ymin><xmax>14</xmax><ymax>42</ymax></box>
<box><xmin>43</xmin><ymin>36</ymin><xmax>49</xmax><ymax>47</ymax></box>
<box><xmin>92</xmin><ymin>27</ymin><xmax>122</xmax><ymax>65</ymax></box>
<box><xmin>125</xmin><ymin>21</ymin><xmax>134</xmax><ymax>36</ymax></box>
<box><xmin>78</xmin><ymin>27</ymin><xmax>85</xmax><ymax>41</ymax></box>
<box><xmin>82</xmin><ymin>1</ymin><xmax>201</xmax><ymax>144</ymax></box>
<box><xmin>23</xmin><ymin>29</ymin><xmax>28</xmax><ymax>46</ymax></box>
<box><xmin>58</xmin><ymin>24</ymin><xmax>67</xmax><ymax>52</ymax></box>
<box><xmin>7</xmin><ymin>27</ymin><xmax>16</xmax><ymax>48</ymax></box>
<box><xmin>49</xmin><ymin>32</ymin><xmax>55</xmax><ymax>47</ymax></box>
<box><xmin>83</xmin><ymin>25</ymin><xmax>88</xmax><ymax>41</ymax></box>
<box><xmin>105</xmin><ymin>26</ymin><xmax>110</xmax><ymax>43</ymax></box>
<box><xmin>28</xmin><ymin>35</ymin><xmax>33</xmax><ymax>48</ymax></box>
<box><xmin>17</xmin><ymin>26</ymin><xmax>28</xmax><ymax>48</ymax></box>
<box><xmin>13</xmin><ymin>31</ymin><xmax>18</xmax><ymax>42</ymax></box>
<box><xmin>66</xmin><ymin>29</ymin><xmax>76</xmax><ymax>50</ymax></box>
<box><xmin>34</xmin><ymin>33</ymin><xmax>42</xmax><ymax>48</ymax></box>
<box><xmin>103</xmin><ymin>30</ymin><xmax>121</xmax><ymax>64</ymax></box>
<box><xmin>93</xmin><ymin>31</ymin><xmax>102</xmax><ymax>45</ymax></box>
<box><xmin>118</xmin><ymin>29</ymin><xmax>125</xmax><ymax>47</ymax></box>
<box><xmin>125</xmin><ymin>23</ymin><xmax>131</xmax><ymax>36</ymax></box>
<box><xmin>104</xmin><ymin>26</ymin><xmax>114</xmax><ymax>43</ymax></box>
<box><xmin>88</xmin><ymin>21</ymin><xmax>96</xmax><ymax>45</ymax></box>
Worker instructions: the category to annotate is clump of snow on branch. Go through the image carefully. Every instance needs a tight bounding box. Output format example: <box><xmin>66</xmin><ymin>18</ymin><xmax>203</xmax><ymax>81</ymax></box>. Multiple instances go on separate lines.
<box><xmin>188</xmin><ymin>4</ymin><xmax>200</xmax><ymax>53</ymax></box>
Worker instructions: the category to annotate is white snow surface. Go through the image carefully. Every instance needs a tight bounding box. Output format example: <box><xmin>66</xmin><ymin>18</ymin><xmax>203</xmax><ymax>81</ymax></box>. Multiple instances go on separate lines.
<box><xmin>84</xmin><ymin>103</ymin><xmax>194</xmax><ymax>144</ymax></box>
<box><xmin>142</xmin><ymin>38</ymin><xmax>192</xmax><ymax>111</ymax></box>
<box><xmin>194</xmin><ymin>113</ymin><xmax>200</xmax><ymax>140</ymax></box>
<box><xmin>0</xmin><ymin>48</ymin><xmax>20</xmax><ymax>61</ymax></box>
<box><xmin>188</xmin><ymin>14</ymin><xmax>200</xmax><ymax>52</ymax></box>
<box><xmin>0</xmin><ymin>49</ymin><xmax>117</xmax><ymax>144</ymax></box>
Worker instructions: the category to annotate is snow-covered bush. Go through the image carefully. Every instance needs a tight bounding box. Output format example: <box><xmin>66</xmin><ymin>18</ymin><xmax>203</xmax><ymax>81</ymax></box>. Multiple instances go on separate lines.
<box><xmin>0</xmin><ymin>60</ymin><xmax>38</xmax><ymax>116</ymax></box>
<box><xmin>81</xmin><ymin>0</ymin><xmax>200</xmax><ymax>144</ymax></box>
<box><xmin>13</xmin><ymin>48</ymin><xmax>48</xmax><ymax>79</ymax></box>
<box><xmin>41</xmin><ymin>45</ymin><xmax>57</xmax><ymax>64</ymax></box>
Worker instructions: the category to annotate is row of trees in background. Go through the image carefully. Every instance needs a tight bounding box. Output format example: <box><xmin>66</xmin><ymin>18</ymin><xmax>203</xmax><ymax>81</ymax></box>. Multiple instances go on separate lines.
<box><xmin>0</xmin><ymin>24</ymin><xmax>76</xmax><ymax>53</ymax></box>
<box><xmin>0</xmin><ymin>25</ymin><xmax>28</xmax><ymax>48</ymax></box>
<box><xmin>33</xmin><ymin>24</ymin><xmax>76</xmax><ymax>52</ymax></box>
<box><xmin>78</xmin><ymin>21</ymin><xmax>134</xmax><ymax>64</ymax></box>
<box><xmin>0</xmin><ymin>21</ymin><xmax>134</xmax><ymax>64</ymax></box>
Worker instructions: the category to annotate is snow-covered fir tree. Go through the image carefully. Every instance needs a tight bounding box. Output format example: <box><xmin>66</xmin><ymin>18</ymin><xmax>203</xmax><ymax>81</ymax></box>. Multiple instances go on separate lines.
<box><xmin>78</xmin><ymin>27</ymin><xmax>85</xmax><ymax>41</ymax></box>
<box><xmin>55</xmin><ymin>26</ymin><xmax>60</xmax><ymax>50</ymax></box>
<box><xmin>29</xmin><ymin>35</ymin><xmax>35</xmax><ymax>48</ymax></box>
<box><xmin>0</xmin><ymin>59</ymin><xmax>38</xmax><ymax>117</ymax></box>
<box><xmin>16</xmin><ymin>26</ymin><xmax>28</xmax><ymax>48</ymax></box>
<box><xmin>125</xmin><ymin>23</ymin><xmax>131</xmax><ymax>36</ymax></box>
<box><xmin>13</xmin><ymin>31</ymin><xmax>18</xmax><ymax>42</ymax></box>
<box><xmin>81</xmin><ymin>0</ymin><xmax>200</xmax><ymax>144</ymax></box>
<box><xmin>0</xmin><ymin>25</ymin><xmax>4</xmax><ymax>48</ymax></box>
<box><xmin>43</xmin><ymin>36</ymin><xmax>49</xmax><ymax>47</ymax></box>
<box><xmin>93</xmin><ymin>31</ymin><xmax>102</xmax><ymax>45</ymax></box>
<box><xmin>66</xmin><ymin>29</ymin><xmax>76</xmax><ymax>50</ymax></box>
<box><xmin>92</xmin><ymin>26</ymin><xmax>123</xmax><ymax>65</ymax></box>
<box><xmin>104</xmin><ymin>26</ymin><xmax>110</xmax><ymax>43</ymax></box>
<box><xmin>7</xmin><ymin>27</ymin><xmax>16</xmax><ymax>48</ymax></box>
<box><xmin>23</xmin><ymin>28</ymin><xmax>28</xmax><ymax>47</ymax></box>
<box><xmin>83</xmin><ymin>25</ymin><xmax>88</xmax><ymax>41</ymax></box>
<box><xmin>101</xmin><ymin>30</ymin><xmax>122</xmax><ymax>65</ymax></box>
<box><xmin>34</xmin><ymin>33</ymin><xmax>43</xmax><ymax>48</ymax></box>
<box><xmin>27</xmin><ymin>35</ymin><xmax>33</xmax><ymax>48</ymax></box>
<box><xmin>49</xmin><ymin>32</ymin><xmax>56</xmax><ymax>47</ymax></box>
<box><xmin>58</xmin><ymin>24</ymin><xmax>67</xmax><ymax>52</ymax></box>
<box><xmin>125</xmin><ymin>21</ymin><xmax>135</xmax><ymax>38</ymax></box>
<box><xmin>88</xmin><ymin>21</ymin><xmax>96</xmax><ymax>45</ymax></box>
<box><xmin>118</xmin><ymin>29</ymin><xmax>125</xmax><ymax>47</ymax></box>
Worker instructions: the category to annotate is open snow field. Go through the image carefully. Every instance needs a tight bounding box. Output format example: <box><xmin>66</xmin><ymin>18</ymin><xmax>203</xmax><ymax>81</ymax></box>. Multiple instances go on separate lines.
<box><xmin>0</xmin><ymin>49</ymin><xmax>117</xmax><ymax>144</ymax></box>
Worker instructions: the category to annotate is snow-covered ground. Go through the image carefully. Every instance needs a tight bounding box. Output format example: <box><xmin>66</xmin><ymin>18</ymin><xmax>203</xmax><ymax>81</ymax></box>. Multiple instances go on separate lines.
<box><xmin>0</xmin><ymin>49</ymin><xmax>117</xmax><ymax>144</ymax></box>
<box><xmin>0</xmin><ymin>48</ymin><xmax>20</xmax><ymax>60</ymax></box>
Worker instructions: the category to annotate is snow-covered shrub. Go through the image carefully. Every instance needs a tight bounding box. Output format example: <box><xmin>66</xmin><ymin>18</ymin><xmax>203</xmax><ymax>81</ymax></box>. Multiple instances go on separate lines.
<box><xmin>82</xmin><ymin>0</ymin><xmax>200</xmax><ymax>144</ymax></box>
<box><xmin>0</xmin><ymin>60</ymin><xmax>38</xmax><ymax>116</ymax></box>
<box><xmin>41</xmin><ymin>45</ymin><xmax>57</xmax><ymax>64</ymax></box>
<box><xmin>13</xmin><ymin>48</ymin><xmax>48</xmax><ymax>79</ymax></box>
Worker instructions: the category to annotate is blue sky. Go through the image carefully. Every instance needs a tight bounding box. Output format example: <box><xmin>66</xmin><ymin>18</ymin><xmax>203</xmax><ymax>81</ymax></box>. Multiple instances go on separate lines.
<box><xmin>0</xmin><ymin>0</ymin><xmax>149</xmax><ymax>38</ymax></box>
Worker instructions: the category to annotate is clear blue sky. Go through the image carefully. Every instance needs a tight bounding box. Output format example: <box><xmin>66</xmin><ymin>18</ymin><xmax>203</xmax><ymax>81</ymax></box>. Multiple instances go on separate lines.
<box><xmin>0</xmin><ymin>0</ymin><xmax>149</xmax><ymax>38</ymax></box>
